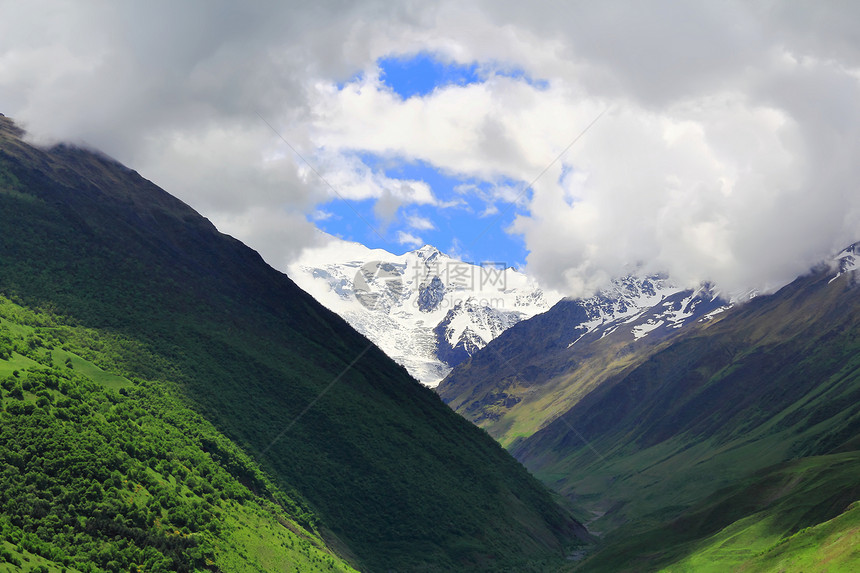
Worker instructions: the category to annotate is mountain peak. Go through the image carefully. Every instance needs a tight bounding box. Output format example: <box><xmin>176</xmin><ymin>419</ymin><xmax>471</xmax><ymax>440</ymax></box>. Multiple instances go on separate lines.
<box><xmin>414</xmin><ymin>243</ymin><xmax>443</xmax><ymax>258</ymax></box>
<box><xmin>289</xmin><ymin>239</ymin><xmax>561</xmax><ymax>385</ymax></box>
<box><xmin>832</xmin><ymin>241</ymin><xmax>860</xmax><ymax>279</ymax></box>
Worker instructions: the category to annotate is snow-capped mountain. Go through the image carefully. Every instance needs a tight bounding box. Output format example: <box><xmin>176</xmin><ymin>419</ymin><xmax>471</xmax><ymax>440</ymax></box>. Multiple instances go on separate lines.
<box><xmin>564</xmin><ymin>275</ymin><xmax>729</xmax><ymax>349</ymax></box>
<box><xmin>831</xmin><ymin>242</ymin><xmax>860</xmax><ymax>283</ymax></box>
<box><xmin>287</xmin><ymin>237</ymin><xmax>561</xmax><ymax>386</ymax></box>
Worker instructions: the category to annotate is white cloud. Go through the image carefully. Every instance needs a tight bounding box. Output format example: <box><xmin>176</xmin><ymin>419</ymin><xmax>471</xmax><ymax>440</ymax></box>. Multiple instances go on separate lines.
<box><xmin>311</xmin><ymin>209</ymin><xmax>335</xmax><ymax>222</ymax></box>
<box><xmin>2</xmin><ymin>0</ymin><xmax>860</xmax><ymax>297</ymax></box>
<box><xmin>211</xmin><ymin>206</ymin><xmax>324</xmax><ymax>271</ymax></box>
<box><xmin>406</xmin><ymin>214</ymin><xmax>435</xmax><ymax>231</ymax></box>
<box><xmin>397</xmin><ymin>231</ymin><xmax>424</xmax><ymax>248</ymax></box>
<box><xmin>480</xmin><ymin>205</ymin><xmax>499</xmax><ymax>218</ymax></box>
<box><xmin>311</xmin><ymin>73</ymin><xmax>568</xmax><ymax>183</ymax></box>
<box><xmin>306</xmin><ymin>3</ymin><xmax>860</xmax><ymax>296</ymax></box>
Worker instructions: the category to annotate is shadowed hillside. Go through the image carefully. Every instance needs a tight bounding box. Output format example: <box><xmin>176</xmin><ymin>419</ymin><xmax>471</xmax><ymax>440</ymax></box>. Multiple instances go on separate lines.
<box><xmin>0</xmin><ymin>115</ymin><xmax>585</xmax><ymax>572</ymax></box>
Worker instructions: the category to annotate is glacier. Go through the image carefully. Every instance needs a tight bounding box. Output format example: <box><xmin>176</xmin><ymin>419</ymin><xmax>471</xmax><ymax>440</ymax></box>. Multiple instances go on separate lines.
<box><xmin>288</xmin><ymin>237</ymin><xmax>561</xmax><ymax>386</ymax></box>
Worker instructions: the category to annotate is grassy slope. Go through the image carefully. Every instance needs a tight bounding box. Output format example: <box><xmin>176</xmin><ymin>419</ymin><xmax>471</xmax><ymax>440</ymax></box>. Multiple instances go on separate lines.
<box><xmin>488</xmin><ymin>340</ymin><xmax>660</xmax><ymax>448</ymax></box>
<box><xmin>0</xmin><ymin>298</ymin><xmax>357</xmax><ymax>573</ymax></box>
<box><xmin>734</xmin><ymin>501</ymin><xmax>860</xmax><ymax>573</ymax></box>
<box><xmin>0</xmin><ymin>116</ymin><xmax>582</xmax><ymax>571</ymax></box>
<box><xmin>572</xmin><ymin>452</ymin><xmax>860</xmax><ymax>572</ymax></box>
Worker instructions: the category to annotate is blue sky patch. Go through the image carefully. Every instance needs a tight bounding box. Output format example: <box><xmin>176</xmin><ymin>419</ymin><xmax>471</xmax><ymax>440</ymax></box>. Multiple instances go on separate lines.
<box><xmin>376</xmin><ymin>52</ymin><xmax>550</xmax><ymax>98</ymax></box>
<box><xmin>321</xmin><ymin>54</ymin><xmax>551</xmax><ymax>267</ymax></box>
<box><xmin>314</xmin><ymin>153</ymin><xmax>530</xmax><ymax>268</ymax></box>
<box><xmin>377</xmin><ymin>53</ymin><xmax>481</xmax><ymax>99</ymax></box>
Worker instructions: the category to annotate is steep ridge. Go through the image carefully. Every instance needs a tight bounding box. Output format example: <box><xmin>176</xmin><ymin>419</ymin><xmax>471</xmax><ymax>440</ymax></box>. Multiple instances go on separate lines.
<box><xmin>0</xmin><ymin>116</ymin><xmax>584</xmax><ymax>572</ymax></box>
<box><xmin>288</xmin><ymin>238</ymin><xmax>560</xmax><ymax>386</ymax></box>
<box><xmin>437</xmin><ymin>276</ymin><xmax>727</xmax><ymax>445</ymax></box>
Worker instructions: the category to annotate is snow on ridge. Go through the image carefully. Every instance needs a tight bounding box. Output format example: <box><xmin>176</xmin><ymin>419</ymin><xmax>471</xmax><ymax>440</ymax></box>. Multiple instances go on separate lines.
<box><xmin>565</xmin><ymin>277</ymin><xmax>732</xmax><ymax>349</ymax></box>
<box><xmin>287</xmin><ymin>235</ymin><xmax>560</xmax><ymax>386</ymax></box>
<box><xmin>566</xmin><ymin>274</ymin><xmax>680</xmax><ymax>348</ymax></box>
<box><xmin>291</xmin><ymin>237</ymin><xmax>858</xmax><ymax>384</ymax></box>
<box><xmin>632</xmin><ymin>320</ymin><xmax>663</xmax><ymax>340</ymax></box>
<box><xmin>830</xmin><ymin>242</ymin><xmax>860</xmax><ymax>284</ymax></box>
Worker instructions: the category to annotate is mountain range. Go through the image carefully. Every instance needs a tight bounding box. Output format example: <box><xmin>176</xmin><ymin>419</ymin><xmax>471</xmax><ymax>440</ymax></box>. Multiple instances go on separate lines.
<box><xmin>0</xmin><ymin>115</ymin><xmax>584</xmax><ymax>572</ymax></box>
<box><xmin>288</xmin><ymin>239</ymin><xmax>560</xmax><ymax>386</ymax></box>
<box><xmin>438</xmin><ymin>274</ymin><xmax>729</xmax><ymax>440</ymax></box>
<box><xmin>438</xmin><ymin>242</ymin><xmax>860</xmax><ymax>571</ymax></box>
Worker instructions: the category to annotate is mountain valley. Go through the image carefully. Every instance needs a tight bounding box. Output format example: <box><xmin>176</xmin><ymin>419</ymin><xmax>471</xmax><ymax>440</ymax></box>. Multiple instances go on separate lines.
<box><xmin>0</xmin><ymin>115</ymin><xmax>585</xmax><ymax>572</ymax></box>
<box><xmin>438</xmin><ymin>244</ymin><xmax>860</xmax><ymax>571</ymax></box>
<box><xmin>2</xmin><ymin>110</ymin><xmax>858</xmax><ymax>572</ymax></box>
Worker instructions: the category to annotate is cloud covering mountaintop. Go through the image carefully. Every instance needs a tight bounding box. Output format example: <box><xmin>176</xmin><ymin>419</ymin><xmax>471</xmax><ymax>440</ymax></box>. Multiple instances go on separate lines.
<box><xmin>2</xmin><ymin>0</ymin><xmax>859</xmax><ymax>297</ymax></box>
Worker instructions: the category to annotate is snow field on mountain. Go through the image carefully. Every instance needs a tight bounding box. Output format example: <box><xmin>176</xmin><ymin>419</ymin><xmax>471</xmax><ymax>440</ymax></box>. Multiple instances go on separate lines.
<box><xmin>288</xmin><ymin>236</ymin><xmax>560</xmax><ymax>385</ymax></box>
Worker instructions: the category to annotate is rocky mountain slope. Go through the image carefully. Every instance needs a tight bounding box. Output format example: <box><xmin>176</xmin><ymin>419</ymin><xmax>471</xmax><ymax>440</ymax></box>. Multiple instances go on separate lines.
<box><xmin>289</xmin><ymin>238</ymin><xmax>560</xmax><ymax>386</ymax></box>
<box><xmin>437</xmin><ymin>275</ymin><xmax>728</xmax><ymax>443</ymax></box>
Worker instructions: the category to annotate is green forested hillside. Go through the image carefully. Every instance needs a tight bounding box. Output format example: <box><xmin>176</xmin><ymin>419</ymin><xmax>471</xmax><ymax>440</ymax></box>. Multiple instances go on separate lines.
<box><xmin>0</xmin><ymin>296</ymin><xmax>357</xmax><ymax>573</ymax></box>
<box><xmin>0</xmin><ymin>116</ymin><xmax>584</xmax><ymax>572</ymax></box>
